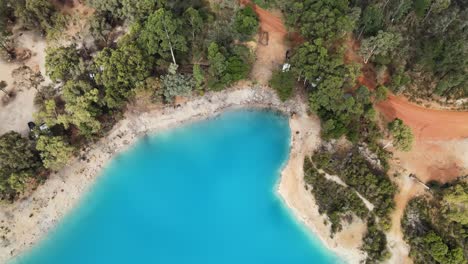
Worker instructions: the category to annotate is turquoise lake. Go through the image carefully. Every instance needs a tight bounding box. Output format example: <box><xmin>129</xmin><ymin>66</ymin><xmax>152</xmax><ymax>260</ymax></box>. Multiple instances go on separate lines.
<box><xmin>15</xmin><ymin>110</ymin><xmax>340</xmax><ymax>264</ymax></box>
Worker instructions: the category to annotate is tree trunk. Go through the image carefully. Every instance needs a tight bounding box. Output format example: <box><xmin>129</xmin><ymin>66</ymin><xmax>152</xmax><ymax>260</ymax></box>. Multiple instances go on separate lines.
<box><xmin>162</xmin><ymin>21</ymin><xmax>177</xmax><ymax>66</ymax></box>
<box><xmin>422</xmin><ymin>5</ymin><xmax>434</xmax><ymax>23</ymax></box>
<box><xmin>364</xmin><ymin>46</ymin><xmax>376</xmax><ymax>64</ymax></box>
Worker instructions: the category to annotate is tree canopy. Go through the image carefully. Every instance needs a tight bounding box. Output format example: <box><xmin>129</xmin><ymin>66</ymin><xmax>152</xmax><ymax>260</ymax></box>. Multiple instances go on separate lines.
<box><xmin>0</xmin><ymin>132</ymin><xmax>42</xmax><ymax>199</ymax></box>
<box><xmin>388</xmin><ymin>118</ymin><xmax>414</xmax><ymax>151</ymax></box>
<box><xmin>139</xmin><ymin>8</ymin><xmax>188</xmax><ymax>64</ymax></box>
<box><xmin>45</xmin><ymin>45</ymin><xmax>82</xmax><ymax>82</ymax></box>
<box><xmin>94</xmin><ymin>44</ymin><xmax>152</xmax><ymax>108</ymax></box>
<box><xmin>36</xmin><ymin>135</ymin><xmax>74</xmax><ymax>171</ymax></box>
<box><xmin>233</xmin><ymin>6</ymin><xmax>259</xmax><ymax>40</ymax></box>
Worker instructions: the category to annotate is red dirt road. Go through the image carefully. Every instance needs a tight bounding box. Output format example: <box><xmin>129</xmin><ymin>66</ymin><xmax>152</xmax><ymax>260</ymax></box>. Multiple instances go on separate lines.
<box><xmin>240</xmin><ymin>0</ymin><xmax>287</xmax><ymax>35</ymax></box>
<box><xmin>344</xmin><ymin>36</ymin><xmax>468</xmax><ymax>140</ymax></box>
<box><xmin>377</xmin><ymin>95</ymin><xmax>468</xmax><ymax>140</ymax></box>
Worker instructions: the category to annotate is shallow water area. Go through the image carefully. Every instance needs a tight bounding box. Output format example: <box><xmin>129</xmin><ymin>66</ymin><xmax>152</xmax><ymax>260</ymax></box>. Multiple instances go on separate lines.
<box><xmin>14</xmin><ymin>110</ymin><xmax>340</xmax><ymax>264</ymax></box>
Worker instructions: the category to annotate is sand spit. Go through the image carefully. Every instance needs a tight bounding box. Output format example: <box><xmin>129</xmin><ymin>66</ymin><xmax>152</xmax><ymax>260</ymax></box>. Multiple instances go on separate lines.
<box><xmin>0</xmin><ymin>86</ymin><xmax>364</xmax><ymax>263</ymax></box>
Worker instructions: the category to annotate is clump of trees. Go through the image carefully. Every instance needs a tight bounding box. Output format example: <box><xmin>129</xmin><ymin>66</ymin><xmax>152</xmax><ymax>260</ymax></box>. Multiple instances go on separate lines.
<box><xmin>362</xmin><ymin>218</ymin><xmax>391</xmax><ymax>262</ymax></box>
<box><xmin>304</xmin><ymin>157</ymin><xmax>368</xmax><ymax>234</ymax></box>
<box><xmin>0</xmin><ymin>132</ymin><xmax>44</xmax><ymax>200</ymax></box>
<box><xmin>36</xmin><ymin>135</ymin><xmax>74</xmax><ymax>171</ymax></box>
<box><xmin>311</xmin><ymin>146</ymin><xmax>396</xmax><ymax>263</ymax></box>
<box><xmin>233</xmin><ymin>6</ymin><xmax>259</xmax><ymax>41</ymax></box>
<box><xmin>402</xmin><ymin>180</ymin><xmax>467</xmax><ymax>264</ymax></box>
<box><xmin>206</xmin><ymin>42</ymin><xmax>253</xmax><ymax>90</ymax></box>
<box><xmin>161</xmin><ymin>63</ymin><xmax>195</xmax><ymax>103</ymax></box>
<box><xmin>388</xmin><ymin>118</ymin><xmax>414</xmax><ymax>151</ymax></box>
<box><xmin>285</xmin><ymin>0</ymin><xmax>357</xmax><ymax>42</ymax></box>
<box><xmin>45</xmin><ymin>45</ymin><xmax>83</xmax><ymax>82</ymax></box>
<box><xmin>269</xmin><ymin>70</ymin><xmax>295</xmax><ymax>101</ymax></box>
<box><xmin>93</xmin><ymin>43</ymin><xmax>152</xmax><ymax>108</ymax></box>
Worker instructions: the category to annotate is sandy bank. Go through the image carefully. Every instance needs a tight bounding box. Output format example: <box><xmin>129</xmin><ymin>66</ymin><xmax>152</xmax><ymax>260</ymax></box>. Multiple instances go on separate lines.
<box><xmin>0</xmin><ymin>86</ymin><xmax>364</xmax><ymax>263</ymax></box>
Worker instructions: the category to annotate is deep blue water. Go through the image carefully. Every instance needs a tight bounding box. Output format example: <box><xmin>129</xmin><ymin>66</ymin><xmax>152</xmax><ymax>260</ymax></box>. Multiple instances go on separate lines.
<box><xmin>15</xmin><ymin>110</ymin><xmax>340</xmax><ymax>264</ymax></box>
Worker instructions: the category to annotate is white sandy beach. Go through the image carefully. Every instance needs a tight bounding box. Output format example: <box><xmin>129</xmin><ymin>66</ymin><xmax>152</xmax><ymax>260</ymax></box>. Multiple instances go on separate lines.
<box><xmin>0</xmin><ymin>86</ymin><xmax>365</xmax><ymax>263</ymax></box>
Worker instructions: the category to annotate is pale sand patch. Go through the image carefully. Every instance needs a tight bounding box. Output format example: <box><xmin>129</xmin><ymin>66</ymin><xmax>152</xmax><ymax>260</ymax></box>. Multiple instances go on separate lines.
<box><xmin>385</xmin><ymin>174</ymin><xmax>424</xmax><ymax>264</ymax></box>
<box><xmin>0</xmin><ymin>31</ymin><xmax>48</xmax><ymax>135</ymax></box>
<box><xmin>0</xmin><ymin>86</ymin><xmax>364</xmax><ymax>263</ymax></box>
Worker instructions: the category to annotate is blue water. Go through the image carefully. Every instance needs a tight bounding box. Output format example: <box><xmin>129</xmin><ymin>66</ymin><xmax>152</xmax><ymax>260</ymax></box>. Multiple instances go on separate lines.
<box><xmin>15</xmin><ymin>110</ymin><xmax>340</xmax><ymax>264</ymax></box>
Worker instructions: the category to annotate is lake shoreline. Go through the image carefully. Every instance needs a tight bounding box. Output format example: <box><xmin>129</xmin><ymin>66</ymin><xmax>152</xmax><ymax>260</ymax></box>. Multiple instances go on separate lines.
<box><xmin>0</xmin><ymin>85</ymin><xmax>365</xmax><ymax>263</ymax></box>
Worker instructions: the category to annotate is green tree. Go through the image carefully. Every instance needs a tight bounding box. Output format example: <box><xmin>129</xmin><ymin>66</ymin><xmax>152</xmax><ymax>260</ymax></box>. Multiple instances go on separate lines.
<box><xmin>223</xmin><ymin>55</ymin><xmax>250</xmax><ymax>83</ymax></box>
<box><xmin>36</xmin><ymin>135</ymin><xmax>74</xmax><ymax>171</ymax></box>
<box><xmin>362</xmin><ymin>219</ymin><xmax>391</xmax><ymax>262</ymax></box>
<box><xmin>360</xmin><ymin>31</ymin><xmax>403</xmax><ymax>63</ymax></box>
<box><xmin>192</xmin><ymin>64</ymin><xmax>205</xmax><ymax>91</ymax></box>
<box><xmin>0</xmin><ymin>131</ymin><xmax>40</xmax><ymax>172</ymax></box>
<box><xmin>375</xmin><ymin>85</ymin><xmax>388</xmax><ymax>102</ymax></box>
<box><xmin>161</xmin><ymin>63</ymin><xmax>195</xmax><ymax>103</ymax></box>
<box><xmin>270</xmin><ymin>70</ymin><xmax>295</xmax><ymax>101</ymax></box>
<box><xmin>121</xmin><ymin>0</ymin><xmax>157</xmax><ymax>21</ymax></box>
<box><xmin>233</xmin><ymin>6</ymin><xmax>259</xmax><ymax>40</ymax></box>
<box><xmin>59</xmin><ymin>80</ymin><xmax>102</xmax><ymax>137</ymax></box>
<box><xmin>285</xmin><ymin>0</ymin><xmax>354</xmax><ymax>42</ymax></box>
<box><xmin>0</xmin><ymin>1</ymin><xmax>14</xmax><ymax>61</ymax></box>
<box><xmin>0</xmin><ymin>132</ymin><xmax>41</xmax><ymax>199</ymax></box>
<box><xmin>12</xmin><ymin>0</ymin><xmax>60</xmax><ymax>32</ymax></box>
<box><xmin>442</xmin><ymin>183</ymin><xmax>468</xmax><ymax>225</ymax></box>
<box><xmin>183</xmin><ymin>7</ymin><xmax>203</xmax><ymax>43</ymax></box>
<box><xmin>7</xmin><ymin>171</ymin><xmax>33</xmax><ymax>193</ymax></box>
<box><xmin>94</xmin><ymin>44</ymin><xmax>152</xmax><ymax>108</ymax></box>
<box><xmin>34</xmin><ymin>99</ymin><xmax>59</xmax><ymax>127</ymax></box>
<box><xmin>87</xmin><ymin>12</ymin><xmax>113</xmax><ymax>46</ymax></box>
<box><xmin>139</xmin><ymin>8</ymin><xmax>188</xmax><ymax>64</ymax></box>
<box><xmin>388</xmin><ymin>118</ymin><xmax>414</xmax><ymax>151</ymax></box>
<box><xmin>45</xmin><ymin>45</ymin><xmax>82</xmax><ymax>81</ymax></box>
<box><xmin>414</xmin><ymin>0</ymin><xmax>432</xmax><ymax>17</ymax></box>
<box><xmin>291</xmin><ymin>39</ymin><xmax>345</xmax><ymax>83</ymax></box>
<box><xmin>207</xmin><ymin>42</ymin><xmax>227</xmax><ymax>81</ymax></box>
<box><xmin>360</xmin><ymin>5</ymin><xmax>384</xmax><ymax>36</ymax></box>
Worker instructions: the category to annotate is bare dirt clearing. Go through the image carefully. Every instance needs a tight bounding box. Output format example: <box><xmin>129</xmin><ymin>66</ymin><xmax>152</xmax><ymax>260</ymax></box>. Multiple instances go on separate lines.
<box><xmin>0</xmin><ymin>31</ymin><xmax>48</xmax><ymax>135</ymax></box>
<box><xmin>241</xmin><ymin>0</ymin><xmax>289</xmax><ymax>85</ymax></box>
<box><xmin>391</xmin><ymin>139</ymin><xmax>468</xmax><ymax>184</ymax></box>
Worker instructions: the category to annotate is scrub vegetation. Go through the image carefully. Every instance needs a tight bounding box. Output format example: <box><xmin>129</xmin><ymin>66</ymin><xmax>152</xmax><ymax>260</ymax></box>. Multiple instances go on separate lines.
<box><xmin>309</xmin><ymin>145</ymin><xmax>396</xmax><ymax>263</ymax></box>
<box><xmin>402</xmin><ymin>180</ymin><xmax>467</xmax><ymax>264</ymax></box>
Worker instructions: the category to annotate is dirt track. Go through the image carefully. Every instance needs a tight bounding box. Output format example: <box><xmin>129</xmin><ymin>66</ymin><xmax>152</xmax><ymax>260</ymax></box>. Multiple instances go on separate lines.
<box><xmin>344</xmin><ymin>36</ymin><xmax>468</xmax><ymax>140</ymax></box>
<box><xmin>241</xmin><ymin>0</ymin><xmax>288</xmax><ymax>84</ymax></box>
<box><xmin>377</xmin><ymin>95</ymin><xmax>468</xmax><ymax>140</ymax></box>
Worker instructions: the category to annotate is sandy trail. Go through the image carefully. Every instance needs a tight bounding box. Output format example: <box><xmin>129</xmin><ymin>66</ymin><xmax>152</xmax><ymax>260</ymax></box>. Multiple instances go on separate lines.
<box><xmin>241</xmin><ymin>0</ymin><xmax>288</xmax><ymax>84</ymax></box>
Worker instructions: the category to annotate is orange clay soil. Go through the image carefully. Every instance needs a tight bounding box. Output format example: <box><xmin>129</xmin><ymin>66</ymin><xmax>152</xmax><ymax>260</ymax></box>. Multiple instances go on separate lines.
<box><xmin>377</xmin><ymin>95</ymin><xmax>468</xmax><ymax>140</ymax></box>
<box><xmin>240</xmin><ymin>0</ymin><xmax>287</xmax><ymax>35</ymax></box>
